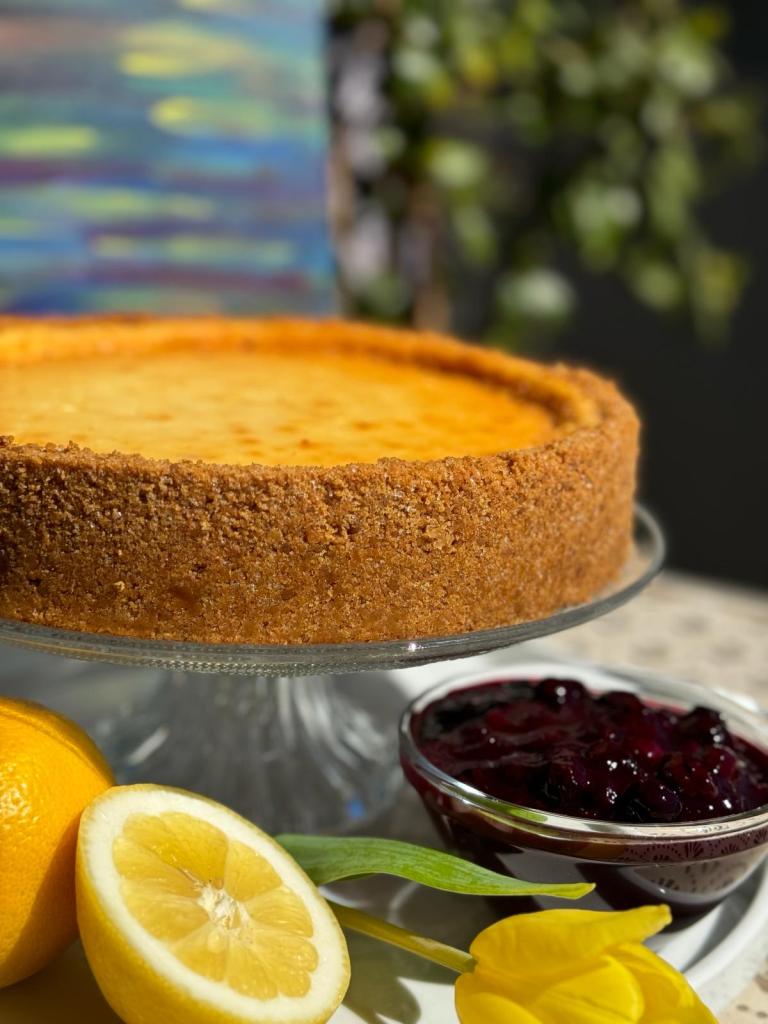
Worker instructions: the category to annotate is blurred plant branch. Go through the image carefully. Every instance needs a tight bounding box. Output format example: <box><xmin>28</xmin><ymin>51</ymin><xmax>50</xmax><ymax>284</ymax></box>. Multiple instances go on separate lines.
<box><xmin>329</xmin><ymin>0</ymin><xmax>763</xmax><ymax>347</ymax></box>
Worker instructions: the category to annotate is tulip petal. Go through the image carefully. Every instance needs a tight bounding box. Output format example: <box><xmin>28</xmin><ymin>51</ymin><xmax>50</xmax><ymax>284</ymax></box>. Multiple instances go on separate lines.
<box><xmin>455</xmin><ymin>971</ymin><xmax>542</xmax><ymax>1024</ymax></box>
<box><xmin>469</xmin><ymin>906</ymin><xmax>671</xmax><ymax>979</ymax></box>
<box><xmin>614</xmin><ymin>944</ymin><xmax>718</xmax><ymax>1024</ymax></box>
<box><xmin>530</xmin><ymin>954</ymin><xmax>645</xmax><ymax>1024</ymax></box>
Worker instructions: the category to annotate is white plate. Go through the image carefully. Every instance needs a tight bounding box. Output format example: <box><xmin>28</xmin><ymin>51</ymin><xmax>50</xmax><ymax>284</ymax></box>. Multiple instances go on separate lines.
<box><xmin>328</xmin><ymin>862</ymin><xmax>768</xmax><ymax>1022</ymax></box>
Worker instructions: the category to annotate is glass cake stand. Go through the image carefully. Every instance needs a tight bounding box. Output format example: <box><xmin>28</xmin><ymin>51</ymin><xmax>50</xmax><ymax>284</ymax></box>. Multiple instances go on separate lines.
<box><xmin>0</xmin><ymin>506</ymin><xmax>664</xmax><ymax>834</ymax></box>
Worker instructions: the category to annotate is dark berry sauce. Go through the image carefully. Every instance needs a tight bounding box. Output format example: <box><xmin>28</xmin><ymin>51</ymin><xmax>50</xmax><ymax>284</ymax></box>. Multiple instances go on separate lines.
<box><xmin>416</xmin><ymin>678</ymin><xmax>768</xmax><ymax>824</ymax></box>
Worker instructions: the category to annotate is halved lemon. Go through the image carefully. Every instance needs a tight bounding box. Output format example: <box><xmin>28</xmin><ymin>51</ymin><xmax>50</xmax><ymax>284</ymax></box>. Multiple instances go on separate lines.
<box><xmin>76</xmin><ymin>785</ymin><xmax>350</xmax><ymax>1024</ymax></box>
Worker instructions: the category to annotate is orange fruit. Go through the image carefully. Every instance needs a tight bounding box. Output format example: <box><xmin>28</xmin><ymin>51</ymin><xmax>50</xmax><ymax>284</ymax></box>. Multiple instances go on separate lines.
<box><xmin>0</xmin><ymin>697</ymin><xmax>114</xmax><ymax>988</ymax></box>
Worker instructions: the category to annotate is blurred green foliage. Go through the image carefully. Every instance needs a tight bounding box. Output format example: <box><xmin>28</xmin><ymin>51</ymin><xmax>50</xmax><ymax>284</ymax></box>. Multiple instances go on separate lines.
<box><xmin>329</xmin><ymin>0</ymin><xmax>763</xmax><ymax>346</ymax></box>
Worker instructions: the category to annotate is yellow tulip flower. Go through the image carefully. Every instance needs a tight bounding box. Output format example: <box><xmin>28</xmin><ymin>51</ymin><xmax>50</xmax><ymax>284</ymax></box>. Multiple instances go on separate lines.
<box><xmin>455</xmin><ymin>906</ymin><xmax>717</xmax><ymax>1024</ymax></box>
<box><xmin>334</xmin><ymin>902</ymin><xmax>717</xmax><ymax>1024</ymax></box>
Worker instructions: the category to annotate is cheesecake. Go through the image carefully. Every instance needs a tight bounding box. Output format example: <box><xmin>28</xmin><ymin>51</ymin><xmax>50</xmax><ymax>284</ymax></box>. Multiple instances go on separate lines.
<box><xmin>0</xmin><ymin>317</ymin><xmax>638</xmax><ymax>643</ymax></box>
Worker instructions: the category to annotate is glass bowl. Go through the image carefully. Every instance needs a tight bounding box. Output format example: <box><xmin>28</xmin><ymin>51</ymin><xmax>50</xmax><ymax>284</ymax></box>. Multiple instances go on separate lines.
<box><xmin>399</xmin><ymin>664</ymin><xmax>768</xmax><ymax>926</ymax></box>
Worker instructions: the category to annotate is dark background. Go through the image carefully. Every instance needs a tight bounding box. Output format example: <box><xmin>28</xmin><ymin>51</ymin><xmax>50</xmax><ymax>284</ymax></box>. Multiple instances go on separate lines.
<box><xmin>552</xmin><ymin>0</ymin><xmax>767</xmax><ymax>588</ymax></box>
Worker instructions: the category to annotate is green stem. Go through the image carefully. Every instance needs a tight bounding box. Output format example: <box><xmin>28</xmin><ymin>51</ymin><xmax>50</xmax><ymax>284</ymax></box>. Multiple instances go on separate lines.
<box><xmin>329</xmin><ymin>900</ymin><xmax>476</xmax><ymax>975</ymax></box>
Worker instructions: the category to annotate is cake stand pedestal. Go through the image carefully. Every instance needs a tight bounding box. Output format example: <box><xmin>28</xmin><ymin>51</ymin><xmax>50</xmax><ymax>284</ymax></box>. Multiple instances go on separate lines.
<box><xmin>0</xmin><ymin>507</ymin><xmax>663</xmax><ymax>834</ymax></box>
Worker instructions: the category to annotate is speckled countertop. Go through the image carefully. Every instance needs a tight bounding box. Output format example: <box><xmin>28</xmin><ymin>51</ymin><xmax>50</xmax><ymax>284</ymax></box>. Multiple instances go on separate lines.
<box><xmin>544</xmin><ymin>570</ymin><xmax>768</xmax><ymax>703</ymax></box>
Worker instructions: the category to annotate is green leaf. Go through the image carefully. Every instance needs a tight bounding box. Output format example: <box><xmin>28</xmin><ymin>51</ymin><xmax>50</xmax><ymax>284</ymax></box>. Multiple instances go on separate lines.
<box><xmin>628</xmin><ymin>258</ymin><xmax>683</xmax><ymax>311</ymax></box>
<box><xmin>498</xmin><ymin>267</ymin><xmax>575</xmax><ymax>324</ymax></box>
<box><xmin>277</xmin><ymin>835</ymin><xmax>593</xmax><ymax>900</ymax></box>
<box><xmin>452</xmin><ymin>203</ymin><xmax>497</xmax><ymax>265</ymax></box>
<box><xmin>423</xmin><ymin>138</ymin><xmax>489</xmax><ymax>192</ymax></box>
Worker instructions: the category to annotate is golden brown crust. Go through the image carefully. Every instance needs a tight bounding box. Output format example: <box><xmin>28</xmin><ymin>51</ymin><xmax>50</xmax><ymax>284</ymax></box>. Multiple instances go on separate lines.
<box><xmin>0</xmin><ymin>317</ymin><xmax>639</xmax><ymax>643</ymax></box>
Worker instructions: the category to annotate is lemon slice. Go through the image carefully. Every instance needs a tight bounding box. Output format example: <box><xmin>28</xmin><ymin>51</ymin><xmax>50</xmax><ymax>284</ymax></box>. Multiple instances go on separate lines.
<box><xmin>76</xmin><ymin>785</ymin><xmax>350</xmax><ymax>1024</ymax></box>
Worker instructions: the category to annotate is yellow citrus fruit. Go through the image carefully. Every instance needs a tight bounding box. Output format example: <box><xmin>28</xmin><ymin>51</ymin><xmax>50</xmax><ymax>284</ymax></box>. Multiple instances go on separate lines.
<box><xmin>0</xmin><ymin>697</ymin><xmax>114</xmax><ymax>988</ymax></box>
<box><xmin>76</xmin><ymin>785</ymin><xmax>350</xmax><ymax>1024</ymax></box>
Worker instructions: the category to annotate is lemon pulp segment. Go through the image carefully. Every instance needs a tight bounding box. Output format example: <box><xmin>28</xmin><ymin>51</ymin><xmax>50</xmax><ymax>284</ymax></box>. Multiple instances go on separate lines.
<box><xmin>113</xmin><ymin>811</ymin><xmax>318</xmax><ymax>1000</ymax></box>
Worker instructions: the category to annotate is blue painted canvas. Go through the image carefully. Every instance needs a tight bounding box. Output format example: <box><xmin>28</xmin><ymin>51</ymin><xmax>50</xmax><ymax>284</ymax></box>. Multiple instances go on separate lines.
<box><xmin>0</xmin><ymin>0</ymin><xmax>333</xmax><ymax>314</ymax></box>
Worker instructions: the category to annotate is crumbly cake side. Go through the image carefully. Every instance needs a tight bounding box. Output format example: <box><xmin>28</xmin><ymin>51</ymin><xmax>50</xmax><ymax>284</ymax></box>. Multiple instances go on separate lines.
<box><xmin>0</xmin><ymin>319</ymin><xmax>638</xmax><ymax>644</ymax></box>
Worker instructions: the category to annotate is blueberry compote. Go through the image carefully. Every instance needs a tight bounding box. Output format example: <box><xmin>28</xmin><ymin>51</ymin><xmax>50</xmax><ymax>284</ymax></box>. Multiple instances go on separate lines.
<box><xmin>416</xmin><ymin>678</ymin><xmax>768</xmax><ymax>824</ymax></box>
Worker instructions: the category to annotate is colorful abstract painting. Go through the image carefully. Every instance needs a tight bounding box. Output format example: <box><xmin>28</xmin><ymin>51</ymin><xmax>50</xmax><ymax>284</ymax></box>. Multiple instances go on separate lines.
<box><xmin>0</xmin><ymin>0</ymin><xmax>333</xmax><ymax>315</ymax></box>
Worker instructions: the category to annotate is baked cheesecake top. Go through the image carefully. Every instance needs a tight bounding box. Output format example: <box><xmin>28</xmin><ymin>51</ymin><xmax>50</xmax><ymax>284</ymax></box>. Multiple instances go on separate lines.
<box><xmin>0</xmin><ymin>317</ymin><xmax>598</xmax><ymax>468</ymax></box>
